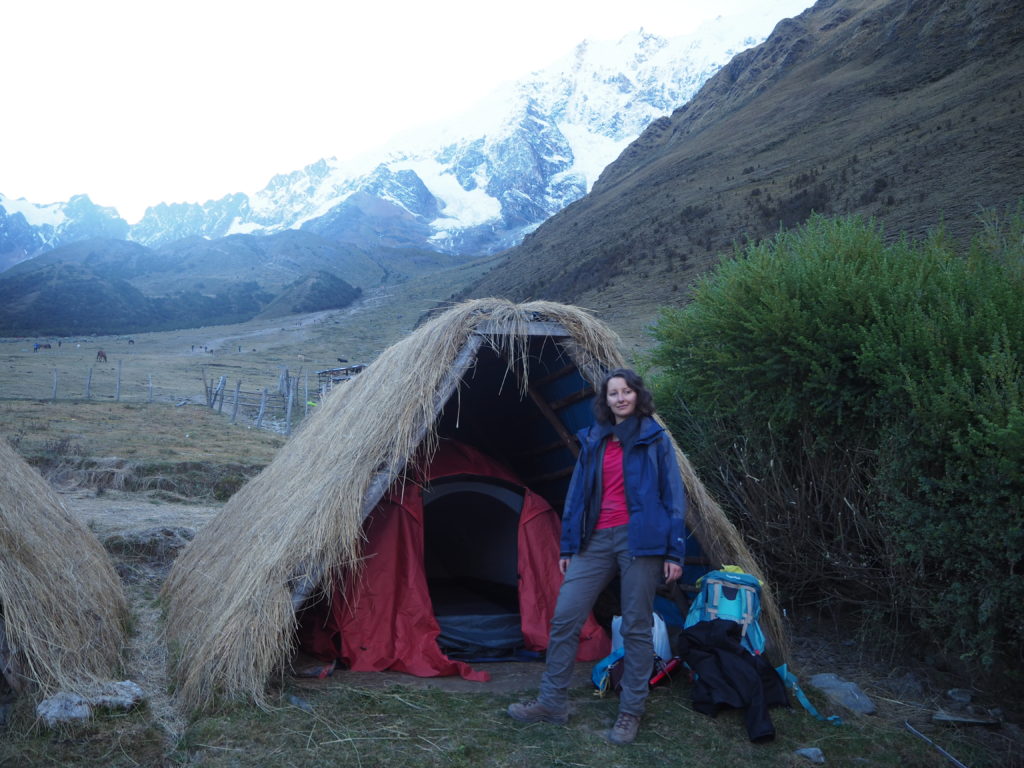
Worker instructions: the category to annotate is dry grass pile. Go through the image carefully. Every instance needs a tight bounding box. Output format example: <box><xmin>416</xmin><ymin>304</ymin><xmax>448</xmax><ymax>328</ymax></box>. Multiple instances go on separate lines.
<box><xmin>163</xmin><ymin>298</ymin><xmax>783</xmax><ymax>712</ymax></box>
<box><xmin>0</xmin><ymin>437</ymin><xmax>129</xmax><ymax>698</ymax></box>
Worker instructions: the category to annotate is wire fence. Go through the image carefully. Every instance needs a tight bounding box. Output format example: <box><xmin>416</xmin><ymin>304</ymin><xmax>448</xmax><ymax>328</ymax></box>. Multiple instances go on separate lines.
<box><xmin>1</xmin><ymin>360</ymin><xmax>323</xmax><ymax>435</ymax></box>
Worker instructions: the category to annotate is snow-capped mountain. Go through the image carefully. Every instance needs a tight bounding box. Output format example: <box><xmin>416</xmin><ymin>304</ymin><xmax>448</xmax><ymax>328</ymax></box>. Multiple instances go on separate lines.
<box><xmin>1</xmin><ymin>2</ymin><xmax>810</xmax><ymax>264</ymax></box>
<box><xmin>197</xmin><ymin>14</ymin><xmax>795</xmax><ymax>256</ymax></box>
<box><xmin>0</xmin><ymin>194</ymin><xmax>127</xmax><ymax>271</ymax></box>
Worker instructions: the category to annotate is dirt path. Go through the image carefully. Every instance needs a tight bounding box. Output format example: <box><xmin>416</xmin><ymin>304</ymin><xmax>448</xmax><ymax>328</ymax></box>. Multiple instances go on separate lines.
<box><xmin>63</xmin><ymin>490</ymin><xmax>223</xmax><ymax>750</ymax></box>
<box><xmin>67</xmin><ymin>489</ymin><xmax>222</xmax><ymax>536</ymax></box>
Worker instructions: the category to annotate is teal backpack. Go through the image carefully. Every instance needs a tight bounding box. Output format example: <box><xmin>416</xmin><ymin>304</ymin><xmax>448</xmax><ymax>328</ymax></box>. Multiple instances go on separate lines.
<box><xmin>684</xmin><ymin>567</ymin><xmax>767</xmax><ymax>655</ymax></box>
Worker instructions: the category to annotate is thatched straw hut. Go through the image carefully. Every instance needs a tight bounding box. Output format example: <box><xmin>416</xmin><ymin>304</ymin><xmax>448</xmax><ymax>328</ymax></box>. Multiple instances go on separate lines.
<box><xmin>0</xmin><ymin>437</ymin><xmax>129</xmax><ymax>699</ymax></box>
<box><xmin>164</xmin><ymin>299</ymin><xmax>785</xmax><ymax>711</ymax></box>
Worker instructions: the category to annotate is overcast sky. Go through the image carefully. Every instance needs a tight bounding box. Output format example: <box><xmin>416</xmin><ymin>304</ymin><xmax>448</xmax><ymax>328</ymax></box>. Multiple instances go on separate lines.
<box><xmin>3</xmin><ymin>0</ymin><xmax>807</xmax><ymax>223</ymax></box>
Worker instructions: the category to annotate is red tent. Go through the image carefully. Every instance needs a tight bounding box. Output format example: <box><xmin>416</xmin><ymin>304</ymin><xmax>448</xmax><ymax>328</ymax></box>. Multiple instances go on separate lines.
<box><xmin>299</xmin><ymin>441</ymin><xmax>609</xmax><ymax>681</ymax></box>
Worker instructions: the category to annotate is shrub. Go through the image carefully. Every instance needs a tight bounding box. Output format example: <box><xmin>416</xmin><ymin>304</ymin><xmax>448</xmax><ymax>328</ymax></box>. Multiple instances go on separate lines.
<box><xmin>649</xmin><ymin>209</ymin><xmax>1024</xmax><ymax>674</ymax></box>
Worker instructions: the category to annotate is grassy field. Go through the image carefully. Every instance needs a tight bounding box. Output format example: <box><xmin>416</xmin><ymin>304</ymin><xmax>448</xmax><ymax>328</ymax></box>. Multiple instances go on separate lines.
<box><xmin>0</xmin><ymin>257</ymin><xmax>501</xmax><ymax>406</ymax></box>
<box><xmin>0</xmin><ymin>259</ymin><xmax>519</xmax><ymax>506</ymax></box>
<box><xmin>2</xmin><ymin>675</ymin><xmax>999</xmax><ymax>768</ymax></box>
<box><xmin>0</xmin><ymin>400</ymin><xmax>284</xmax><ymax>464</ymax></box>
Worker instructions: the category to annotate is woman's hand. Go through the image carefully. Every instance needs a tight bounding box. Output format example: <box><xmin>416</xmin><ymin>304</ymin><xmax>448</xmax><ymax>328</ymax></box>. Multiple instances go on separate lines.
<box><xmin>664</xmin><ymin>560</ymin><xmax>682</xmax><ymax>583</ymax></box>
<box><xmin>559</xmin><ymin>557</ymin><xmax>572</xmax><ymax>575</ymax></box>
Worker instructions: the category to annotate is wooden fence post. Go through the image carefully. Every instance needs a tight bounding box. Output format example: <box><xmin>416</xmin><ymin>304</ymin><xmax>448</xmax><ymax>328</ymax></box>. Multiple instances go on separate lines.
<box><xmin>202</xmin><ymin>367</ymin><xmax>212</xmax><ymax>407</ymax></box>
<box><xmin>116</xmin><ymin>359</ymin><xmax>123</xmax><ymax>401</ymax></box>
<box><xmin>285</xmin><ymin>376</ymin><xmax>293</xmax><ymax>436</ymax></box>
<box><xmin>231</xmin><ymin>380</ymin><xmax>242</xmax><ymax>424</ymax></box>
<box><xmin>52</xmin><ymin>368</ymin><xmax>58</xmax><ymax>401</ymax></box>
<box><xmin>216</xmin><ymin>376</ymin><xmax>227</xmax><ymax>413</ymax></box>
<box><xmin>256</xmin><ymin>388</ymin><xmax>268</xmax><ymax>429</ymax></box>
<box><xmin>303</xmin><ymin>369</ymin><xmax>310</xmax><ymax>417</ymax></box>
<box><xmin>148</xmin><ymin>374</ymin><xmax>154</xmax><ymax>403</ymax></box>
<box><xmin>85</xmin><ymin>367</ymin><xmax>93</xmax><ymax>399</ymax></box>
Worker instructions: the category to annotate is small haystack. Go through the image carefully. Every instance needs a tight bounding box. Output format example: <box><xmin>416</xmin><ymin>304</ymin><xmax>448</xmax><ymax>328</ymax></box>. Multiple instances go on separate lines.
<box><xmin>0</xmin><ymin>437</ymin><xmax>129</xmax><ymax>698</ymax></box>
<box><xmin>163</xmin><ymin>299</ymin><xmax>785</xmax><ymax>711</ymax></box>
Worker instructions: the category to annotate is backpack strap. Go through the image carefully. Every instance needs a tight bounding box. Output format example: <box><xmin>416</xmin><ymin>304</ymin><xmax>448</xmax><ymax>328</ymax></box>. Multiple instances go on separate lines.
<box><xmin>740</xmin><ymin>586</ymin><xmax>753</xmax><ymax>637</ymax></box>
<box><xmin>706</xmin><ymin>577</ymin><xmax>757</xmax><ymax>637</ymax></box>
<box><xmin>775</xmin><ymin>664</ymin><xmax>843</xmax><ymax>726</ymax></box>
<box><xmin>707</xmin><ymin>581</ymin><xmax>721</xmax><ymax>620</ymax></box>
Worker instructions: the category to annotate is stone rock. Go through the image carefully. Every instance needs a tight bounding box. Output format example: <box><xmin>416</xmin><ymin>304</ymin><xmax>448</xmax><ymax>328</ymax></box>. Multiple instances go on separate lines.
<box><xmin>103</xmin><ymin>527</ymin><xmax>195</xmax><ymax>563</ymax></box>
<box><xmin>92</xmin><ymin>680</ymin><xmax>145</xmax><ymax>711</ymax></box>
<box><xmin>795</xmin><ymin>746</ymin><xmax>826</xmax><ymax>763</ymax></box>
<box><xmin>37</xmin><ymin>692</ymin><xmax>92</xmax><ymax>726</ymax></box>
<box><xmin>808</xmin><ymin>673</ymin><xmax>876</xmax><ymax>715</ymax></box>
<box><xmin>35</xmin><ymin>680</ymin><xmax>145</xmax><ymax>728</ymax></box>
<box><xmin>880</xmin><ymin>671</ymin><xmax>925</xmax><ymax>700</ymax></box>
<box><xmin>932</xmin><ymin>709</ymin><xmax>999</xmax><ymax>727</ymax></box>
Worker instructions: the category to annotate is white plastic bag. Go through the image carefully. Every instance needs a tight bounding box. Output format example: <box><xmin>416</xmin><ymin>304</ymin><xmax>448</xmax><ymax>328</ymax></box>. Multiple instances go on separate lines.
<box><xmin>610</xmin><ymin>613</ymin><xmax>671</xmax><ymax>660</ymax></box>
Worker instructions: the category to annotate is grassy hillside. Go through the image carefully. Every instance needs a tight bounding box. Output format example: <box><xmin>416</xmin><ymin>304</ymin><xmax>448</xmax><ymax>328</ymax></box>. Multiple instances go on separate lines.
<box><xmin>0</xmin><ymin>231</ymin><xmax>394</xmax><ymax>335</ymax></box>
<box><xmin>457</xmin><ymin>0</ymin><xmax>1024</xmax><ymax>350</ymax></box>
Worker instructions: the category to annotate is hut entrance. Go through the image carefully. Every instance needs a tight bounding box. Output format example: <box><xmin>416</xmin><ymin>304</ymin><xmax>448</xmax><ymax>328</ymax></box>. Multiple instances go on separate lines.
<box><xmin>422</xmin><ymin>478</ymin><xmax>524</xmax><ymax>658</ymax></box>
<box><xmin>293</xmin><ymin>441</ymin><xmax>608</xmax><ymax>679</ymax></box>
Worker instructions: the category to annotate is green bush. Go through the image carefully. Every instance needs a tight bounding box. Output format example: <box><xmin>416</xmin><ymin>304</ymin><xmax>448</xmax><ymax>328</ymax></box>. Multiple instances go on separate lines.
<box><xmin>650</xmin><ymin>209</ymin><xmax>1024</xmax><ymax>674</ymax></box>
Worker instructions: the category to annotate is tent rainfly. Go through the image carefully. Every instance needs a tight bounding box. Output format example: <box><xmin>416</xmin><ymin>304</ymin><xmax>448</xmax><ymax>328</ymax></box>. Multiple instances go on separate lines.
<box><xmin>163</xmin><ymin>299</ymin><xmax>786</xmax><ymax>711</ymax></box>
<box><xmin>0</xmin><ymin>437</ymin><xmax>129</xmax><ymax>700</ymax></box>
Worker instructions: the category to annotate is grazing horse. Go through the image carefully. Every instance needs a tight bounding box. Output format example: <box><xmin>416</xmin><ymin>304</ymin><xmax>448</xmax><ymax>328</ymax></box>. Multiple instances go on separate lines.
<box><xmin>96</xmin><ymin>350</ymin><xmax>108</xmax><ymax>362</ymax></box>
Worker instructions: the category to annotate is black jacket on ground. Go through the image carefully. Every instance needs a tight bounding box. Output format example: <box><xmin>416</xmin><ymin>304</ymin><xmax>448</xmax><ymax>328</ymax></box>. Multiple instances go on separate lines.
<box><xmin>677</xmin><ymin>619</ymin><xmax>790</xmax><ymax>742</ymax></box>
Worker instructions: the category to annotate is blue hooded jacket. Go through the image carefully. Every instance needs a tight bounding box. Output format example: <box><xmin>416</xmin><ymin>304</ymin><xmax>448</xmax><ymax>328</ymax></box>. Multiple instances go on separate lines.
<box><xmin>559</xmin><ymin>415</ymin><xmax>687</xmax><ymax>561</ymax></box>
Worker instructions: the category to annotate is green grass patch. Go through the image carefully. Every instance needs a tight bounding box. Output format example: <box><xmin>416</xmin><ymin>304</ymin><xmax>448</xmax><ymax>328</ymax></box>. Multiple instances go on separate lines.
<box><xmin>162</xmin><ymin>683</ymin><xmax>990</xmax><ymax>768</ymax></box>
<box><xmin>1</xmin><ymin>678</ymin><xmax>1006</xmax><ymax>767</ymax></box>
<box><xmin>0</xmin><ymin>703</ymin><xmax>166</xmax><ymax>768</ymax></box>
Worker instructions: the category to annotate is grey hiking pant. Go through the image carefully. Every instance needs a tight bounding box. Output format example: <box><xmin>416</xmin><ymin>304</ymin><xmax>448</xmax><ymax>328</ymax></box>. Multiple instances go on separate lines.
<box><xmin>537</xmin><ymin>524</ymin><xmax>663</xmax><ymax>717</ymax></box>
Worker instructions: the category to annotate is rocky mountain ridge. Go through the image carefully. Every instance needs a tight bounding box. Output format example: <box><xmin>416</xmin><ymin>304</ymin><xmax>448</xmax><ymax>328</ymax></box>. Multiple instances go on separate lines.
<box><xmin>455</xmin><ymin>0</ymin><xmax>1024</xmax><ymax>347</ymax></box>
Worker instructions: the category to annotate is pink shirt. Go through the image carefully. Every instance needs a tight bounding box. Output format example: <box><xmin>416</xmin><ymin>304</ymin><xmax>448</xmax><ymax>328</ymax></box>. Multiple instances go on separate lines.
<box><xmin>595</xmin><ymin>438</ymin><xmax>629</xmax><ymax>529</ymax></box>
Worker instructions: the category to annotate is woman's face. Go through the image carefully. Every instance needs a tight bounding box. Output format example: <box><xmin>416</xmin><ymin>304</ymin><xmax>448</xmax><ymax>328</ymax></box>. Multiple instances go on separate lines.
<box><xmin>606</xmin><ymin>376</ymin><xmax>637</xmax><ymax>424</ymax></box>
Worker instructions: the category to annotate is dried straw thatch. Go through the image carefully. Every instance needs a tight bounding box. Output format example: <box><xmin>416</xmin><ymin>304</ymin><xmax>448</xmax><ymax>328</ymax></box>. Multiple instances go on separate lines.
<box><xmin>163</xmin><ymin>298</ymin><xmax>785</xmax><ymax>711</ymax></box>
<box><xmin>0</xmin><ymin>437</ymin><xmax>129</xmax><ymax>698</ymax></box>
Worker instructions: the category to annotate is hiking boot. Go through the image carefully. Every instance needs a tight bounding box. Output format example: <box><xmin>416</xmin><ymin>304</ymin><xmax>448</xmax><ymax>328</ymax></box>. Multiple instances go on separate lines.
<box><xmin>607</xmin><ymin>712</ymin><xmax>641</xmax><ymax>744</ymax></box>
<box><xmin>507</xmin><ymin>698</ymin><xmax>569</xmax><ymax>725</ymax></box>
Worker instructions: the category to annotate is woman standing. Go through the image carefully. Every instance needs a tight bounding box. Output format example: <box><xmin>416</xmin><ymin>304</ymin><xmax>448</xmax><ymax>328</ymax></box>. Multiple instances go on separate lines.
<box><xmin>508</xmin><ymin>368</ymin><xmax>687</xmax><ymax>745</ymax></box>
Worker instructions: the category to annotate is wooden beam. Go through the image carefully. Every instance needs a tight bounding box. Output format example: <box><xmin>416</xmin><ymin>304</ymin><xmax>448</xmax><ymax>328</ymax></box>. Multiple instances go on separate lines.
<box><xmin>474</xmin><ymin>320</ymin><xmax>572</xmax><ymax>337</ymax></box>
<box><xmin>548</xmin><ymin>387</ymin><xmax>593</xmax><ymax>412</ymax></box>
<box><xmin>524</xmin><ymin>465</ymin><xmax>575</xmax><ymax>486</ymax></box>
<box><xmin>531</xmin><ymin>361</ymin><xmax>578</xmax><ymax>388</ymax></box>
<box><xmin>513</xmin><ymin>438</ymin><xmax>572</xmax><ymax>458</ymax></box>
<box><xmin>526</xmin><ymin>382</ymin><xmax>580</xmax><ymax>460</ymax></box>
